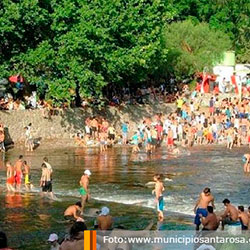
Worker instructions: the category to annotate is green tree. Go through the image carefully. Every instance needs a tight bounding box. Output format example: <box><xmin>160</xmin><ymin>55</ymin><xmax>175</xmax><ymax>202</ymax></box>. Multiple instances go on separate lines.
<box><xmin>163</xmin><ymin>20</ymin><xmax>231</xmax><ymax>78</ymax></box>
<box><xmin>170</xmin><ymin>0</ymin><xmax>250</xmax><ymax>63</ymax></box>
<box><xmin>0</xmin><ymin>0</ymin><xmax>171</xmax><ymax>105</ymax></box>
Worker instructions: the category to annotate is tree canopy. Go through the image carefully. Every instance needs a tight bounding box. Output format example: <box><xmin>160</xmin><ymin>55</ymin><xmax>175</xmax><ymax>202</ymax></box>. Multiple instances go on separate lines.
<box><xmin>0</xmin><ymin>0</ymin><xmax>248</xmax><ymax>105</ymax></box>
<box><xmin>163</xmin><ymin>20</ymin><xmax>231</xmax><ymax>78</ymax></box>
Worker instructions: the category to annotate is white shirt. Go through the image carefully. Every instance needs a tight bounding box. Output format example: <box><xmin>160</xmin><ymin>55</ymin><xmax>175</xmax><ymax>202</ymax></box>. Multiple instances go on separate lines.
<box><xmin>212</xmin><ymin>123</ymin><xmax>217</xmax><ymax>132</ymax></box>
<box><xmin>170</xmin><ymin>124</ymin><xmax>177</xmax><ymax>139</ymax></box>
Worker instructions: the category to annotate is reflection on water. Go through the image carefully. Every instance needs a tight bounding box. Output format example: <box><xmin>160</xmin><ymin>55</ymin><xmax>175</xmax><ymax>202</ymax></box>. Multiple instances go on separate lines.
<box><xmin>0</xmin><ymin>145</ymin><xmax>249</xmax><ymax>249</ymax></box>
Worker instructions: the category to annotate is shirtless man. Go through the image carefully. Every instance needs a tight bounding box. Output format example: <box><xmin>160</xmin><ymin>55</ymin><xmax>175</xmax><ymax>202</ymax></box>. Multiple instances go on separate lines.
<box><xmin>97</xmin><ymin>206</ymin><xmax>113</xmax><ymax>230</ymax></box>
<box><xmin>14</xmin><ymin>155</ymin><xmax>24</xmax><ymax>191</ymax></box>
<box><xmin>23</xmin><ymin>161</ymin><xmax>33</xmax><ymax>191</ymax></box>
<box><xmin>194</xmin><ymin>187</ymin><xmax>215</xmax><ymax>231</ymax></box>
<box><xmin>40</xmin><ymin>163</ymin><xmax>54</xmax><ymax>199</ymax></box>
<box><xmin>242</xmin><ymin>154</ymin><xmax>250</xmax><ymax>173</ymax></box>
<box><xmin>43</xmin><ymin>157</ymin><xmax>53</xmax><ymax>173</ymax></box>
<box><xmin>64</xmin><ymin>201</ymin><xmax>84</xmax><ymax>222</ymax></box>
<box><xmin>6</xmin><ymin>162</ymin><xmax>15</xmax><ymax>192</ymax></box>
<box><xmin>238</xmin><ymin>206</ymin><xmax>249</xmax><ymax>230</ymax></box>
<box><xmin>220</xmin><ymin>199</ymin><xmax>239</xmax><ymax>230</ymax></box>
<box><xmin>200</xmin><ymin>206</ymin><xmax>218</xmax><ymax>231</ymax></box>
<box><xmin>79</xmin><ymin>169</ymin><xmax>91</xmax><ymax>213</ymax></box>
<box><xmin>152</xmin><ymin>174</ymin><xmax>165</xmax><ymax>222</ymax></box>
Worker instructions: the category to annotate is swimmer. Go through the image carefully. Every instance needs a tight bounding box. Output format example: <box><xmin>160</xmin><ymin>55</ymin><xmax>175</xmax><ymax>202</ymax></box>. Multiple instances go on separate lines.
<box><xmin>242</xmin><ymin>154</ymin><xmax>250</xmax><ymax>173</ymax></box>
<box><xmin>23</xmin><ymin>161</ymin><xmax>33</xmax><ymax>191</ymax></box>
<box><xmin>220</xmin><ymin>199</ymin><xmax>238</xmax><ymax>230</ymax></box>
<box><xmin>200</xmin><ymin>206</ymin><xmax>219</xmax><ymax>231</ymax></box>
<box><xmin>40</xmin><ymin>163</ymin><xmax>55</xmax><ymax>199</ymax></box>
<box><xmin>194</xmin><ymin>187</ymin><xmax>215</xmax><ymax>231</ymax></box>
<box><xmin>96</xmin><ymin>206</ymin><xmax>113</xmax><ymax>230</ymax></box>
<box><xmin>152</xmin><ymin>174</ymin><xmax>165</xmax><ymax>222</ymax></box>
<box><xmin>64</xmin><ymin>201</ymin><xmax>84</xmax><ymax>222</ymax></box>
<box><xmin>238</xmin><ymin>206</ymin><xmax>249</xmax><ymax>230</ymax></box>
<box><xmin>6</xmin><ymin>162</ymin><xmax>15</xmax><ymax>192</ymax></box>
<box><xmin>14</xmin><ymin>155</ymin><xmax>24</xmax><ymax>192</ymax></box>
<box><xmin>79</xmin><ymin>169</ymin><xmax>91</xmax><ymax>213</ymax></box>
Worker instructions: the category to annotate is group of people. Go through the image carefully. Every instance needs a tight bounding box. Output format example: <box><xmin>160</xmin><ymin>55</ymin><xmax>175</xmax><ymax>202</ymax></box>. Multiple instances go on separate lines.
<box><xmin>6</xmin><ymin>155</ymin><xmax>32</xmax><ymax>192</ymax></box>
<box><xmin>5</xmin><ymin>155</ymin><xmax>55</xmax><ymax>198</ymax></box>
<box><xmin>73</xmin><ymin>93</ymin><xmax>250</xmax><ymax>157</ymax></box>
<box><xmin>194</xmin><ymin>187</ymin><xmax>250</xmax><ymax>232</ymax></box>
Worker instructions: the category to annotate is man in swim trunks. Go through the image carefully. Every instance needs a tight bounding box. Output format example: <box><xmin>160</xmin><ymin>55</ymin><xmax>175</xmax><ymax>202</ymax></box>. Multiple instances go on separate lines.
<box><xmin>14</xmin><ymin>155</ymin><xmax>24</xmax><ymax>191</ymax></box>
<box><xmin>64</xmin><ymin>201</ymin><xmax>84</xmax><ymax>222</ymax></box>
<box><xmin>152</xmin><ymin>174</ymin><xmax>165</xmax><ymax>222</ymax></box>
<box><xmin>6</xmin><ymin>162</ymin><xmax>15</xmax><ymax>192</ymax></box>
<box><xmin>79</xmin><ymin>169</ymin><xmax>91</xmax><ymax>213</ymax></box>
<box><xmin>43</xmin><ymin>157</ymin><xmax>53</xmax><ymax>172</ymax></box>
<box><xmin>23</xmin><ymin>161</ymin><xmax>33</xmax><ymax>191</ymax></box>
<box><xmin>40</xmin><ymin>163</ymin><xmax>54</xmax><ymax>199</ymax></box>
<box><xmin>238</xmin><ymin>206</ymin><xmax>249</xmax><ymax>230</ymax></box>
<box><xmin>200</xmin><ymin>206</ymin><xmax>219</xmax><ymax>231</ymax></box>
<box><xmin>194</xmin><ymin>187</ymin><xmax>215</xmax><ymax>231</ymax></box>
<box><xmin>96</xmin><ymin>206</ymin><xmax>113</xmax><ymax>230</ymax></box>
<box><xmin>220</xmin><ymin>199</ymin><xmax>238</xmax><ymax>230</ymax></box>
<box><xmin>242</xmin><ymin>154</ymin><xmax>250</xmax><ymax>173</ymax></box>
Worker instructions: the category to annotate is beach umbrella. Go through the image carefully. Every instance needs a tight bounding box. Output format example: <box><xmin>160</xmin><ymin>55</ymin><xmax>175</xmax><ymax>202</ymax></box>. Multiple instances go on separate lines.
<box><xmin>9</xmin><ymin>75</ymin><xmax>24</xmax><ymax>83</ymax></box>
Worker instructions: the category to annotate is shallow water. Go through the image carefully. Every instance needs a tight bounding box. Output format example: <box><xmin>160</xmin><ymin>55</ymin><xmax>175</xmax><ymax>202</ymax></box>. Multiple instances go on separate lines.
<box><xmin>0</xmin><ymin>145</ymin><xmax>249</xmax><ymax>249</ymax></box>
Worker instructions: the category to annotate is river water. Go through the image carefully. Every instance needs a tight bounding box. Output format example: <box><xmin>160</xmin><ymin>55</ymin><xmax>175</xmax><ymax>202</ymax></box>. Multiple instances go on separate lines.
<box><xmin>0</xmin><ymin>145</ymin><xmax>249</xmax><ymax>249</ymax></box>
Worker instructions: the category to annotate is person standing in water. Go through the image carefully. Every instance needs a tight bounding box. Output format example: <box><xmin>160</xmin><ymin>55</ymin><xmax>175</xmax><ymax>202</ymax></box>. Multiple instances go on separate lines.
<box><xmin>194</xmin><ymin>187</ymin><xmax>215</xmax><ymax>231</ymax></box>
<box><xmin>6</xmin><ymin>162</ymin><xmax>15</xmax><ymax>192</ymax></box>
<box><xmin>23</xmin><ymin>161</ymin><xmax>33</xmax><ymax>191</ymax></box>
<box><xmin>79</xmin><ymin>169</ymin><xmax>91</xmax><ymax>213</ymax></box>
<box><xmin>40</xmin><ymin>163</ymin><xmax>55</xmax><ymax>199</ymax></box>
<box><xmin>14</xmin><ymin>155</ymin><xmax>24</xmax><ymax>192</ymax></box>
<box><xmin>242</xmin><ymin>154</ymin><xmax>250</xmax><ymax>173</ymax></box>
<box><xmin>152</xmin><ymin>174</ymin><xmax>165</xmax><ymax>222</ymax></box>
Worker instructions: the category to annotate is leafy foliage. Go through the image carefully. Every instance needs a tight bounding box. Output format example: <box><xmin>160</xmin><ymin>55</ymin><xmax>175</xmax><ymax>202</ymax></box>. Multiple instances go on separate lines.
<box><xmin>0</xmin><ymin>0</ymin><xmax>246</xmax><ymax>105</ymax></box>
<box><xmin>163</xmin><ymin>20</ymin><xmax>231</xmax><ymax>78</ymax></box>
<box><xmin>171</xmin><ymin>0</ymin><xmax>250</xmax><ymax>63</ymax></box>
<box><xmin>0</xmin><ymin>0</ymin><xmax>169</xmax><ymax>105</ymax></box>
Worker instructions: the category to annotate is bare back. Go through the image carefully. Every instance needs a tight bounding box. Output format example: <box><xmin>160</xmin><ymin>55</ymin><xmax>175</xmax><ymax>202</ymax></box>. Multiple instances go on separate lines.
<box><xmin>15</xmin><ymin>160</ymin><xmax>23</xmax><ymax>172</ymax></box>
<box><xmin>198</xmin><ymin>193</ymin><xmax>214</xmax><ymax>209</ymax></box>
<box><xmin>80</xmin><ymin>175</ymin><xmax>89</xmax><ymax>190</ymax></box>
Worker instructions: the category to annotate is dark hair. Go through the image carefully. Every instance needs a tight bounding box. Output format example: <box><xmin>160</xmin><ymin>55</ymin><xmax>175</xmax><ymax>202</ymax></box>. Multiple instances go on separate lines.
<box><xmin>223</xmin><ymin>199</ymin><xmax>230</xmax><ymax>204</ymax></box>
<box><xmin>19</xmin><ymin>155</ymin><xmax>23</xmax><ymax>159</ymax></box>
<box><xmin>207</xmin><ymin>206</ymin><xmax>213</xmax><ymax>213</ymax></box>
<box><xmin>43</xmin><ymin>157</ymin><xmax>48</xmax><ymax>162</ymax></box>
<box><xmin>238</xmin><ymin>206</ymin><xmax>244</xmax><ymax>212</ymax></box>
<box><xmin>41</xmin><ymin>163</ymin><xmax>47</xmax><ymax>168</ymax></box>
<box><xmin>75</xmin><ymin>201</ymin><xmax>82</xmax><ymax>208</ymax></box>
<box><xmin>203</xmin><ymin>188</ymin><xmax>210</xmax><ymax>194</ymax></box>
<box><xmin>154</xmin><ymin>174</ymin><xmax>162</xmax><ymax>181</ymax></box>
<box><xmin>70</xmin><ymin>222</ymin><xmax>87</xmax><ymax>239</ymax></box>
<box><xmin>23</xmin><ymin>161</ymin><xmax>27</xmax><ymax>164</ymax></box>
<box><xmin>0</xmin><ymin>231</ymin><xmax>8</xmax><ymax>248</ymax></box>
<box><xmin>28</xmin><ymin>123</ymin><xmax>32</xmax><ymax>126</ymax></box>
<box><xmin>248</xmin><ymin>206</ymin><xmax>250</xmax><ymax>210</ymax></box>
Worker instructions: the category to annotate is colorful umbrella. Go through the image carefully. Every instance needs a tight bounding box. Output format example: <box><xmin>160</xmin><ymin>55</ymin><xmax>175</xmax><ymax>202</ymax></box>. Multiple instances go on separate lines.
<box><xmin>9</xmin><ymin>75</ymin><xmax>24</xmax><ymax>83</ymax></box>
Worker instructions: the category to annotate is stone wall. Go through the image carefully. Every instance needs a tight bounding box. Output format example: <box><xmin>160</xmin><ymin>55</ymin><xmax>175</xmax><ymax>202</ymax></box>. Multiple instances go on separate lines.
<box><xmin>0</xmin><ymin>102</ymin><xmax>174</xmax><ymax>144</ymax></box>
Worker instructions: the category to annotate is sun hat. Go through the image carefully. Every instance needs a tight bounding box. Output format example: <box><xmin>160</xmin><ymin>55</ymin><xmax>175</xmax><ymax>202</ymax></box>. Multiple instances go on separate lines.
<box><xmin>84</xmin><ymin>169</ymin><xmax>91</xmax><ymax>176</ymax></box>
